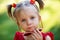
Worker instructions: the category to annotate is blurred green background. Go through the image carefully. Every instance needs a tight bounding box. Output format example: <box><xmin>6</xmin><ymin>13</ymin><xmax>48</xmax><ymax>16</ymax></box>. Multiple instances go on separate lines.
<box><xmin>0</xmin><ymin>0</ymin><xmax>60</xmax><ymax>40</ymax></box>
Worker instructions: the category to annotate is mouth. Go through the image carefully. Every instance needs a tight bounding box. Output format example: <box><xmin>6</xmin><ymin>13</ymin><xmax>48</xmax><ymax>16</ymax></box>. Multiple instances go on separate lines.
<box><xmin>27</xmin><ymin>26</ymin><xmax>35</xmax><ymax>32</ymax></box>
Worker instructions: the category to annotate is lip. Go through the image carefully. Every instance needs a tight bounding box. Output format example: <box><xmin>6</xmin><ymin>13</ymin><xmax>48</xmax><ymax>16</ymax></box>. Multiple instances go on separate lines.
<box><xmin>27</xmin><ymin>26</ymin><xmax>35</xmax><ymax>32</ymax></box>
<box><xmin>27</xmin><ymin>25</ymin><xmax>36</xmax><ymax>29</ymax></box>
<box><xmin>27</xmin><ymin>27</ymin><xmax>32</xmax><ymax>29</ymax></box>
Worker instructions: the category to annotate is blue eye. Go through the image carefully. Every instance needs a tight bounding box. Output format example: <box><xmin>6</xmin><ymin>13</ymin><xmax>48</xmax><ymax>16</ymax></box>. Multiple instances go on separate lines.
<box><xmin>31</xmin><ymin>16</ymin><xmax>35</xmax><ymax>20</ymax></box>
<box><xmin>21</xmin><ymin>19</ymin><xmax>26</xmax><ymax>22</ymax></box>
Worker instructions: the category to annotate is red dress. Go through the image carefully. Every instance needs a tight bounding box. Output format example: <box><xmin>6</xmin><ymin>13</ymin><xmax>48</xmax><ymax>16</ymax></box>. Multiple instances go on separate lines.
<box><xmin>14</xmin><ymin>32</ymin><xmax>54</xmax><ymax>40</ymax></box>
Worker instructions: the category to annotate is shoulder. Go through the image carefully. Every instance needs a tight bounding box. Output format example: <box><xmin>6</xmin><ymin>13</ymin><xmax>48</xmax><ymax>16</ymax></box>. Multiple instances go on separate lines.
<box><xmin>41</xmin><ymin>32</ymin><xmax>54</xmax><ymax>40</ymax></box>
<box><xmin>45</xmin><ymin>32</ymin><xmax>54</xmax><ymax>40</ymax></box>
<box><xmin>14</xmin><ymin>31</ymin><xmax>24</xmax><ymax>40</ymax></box>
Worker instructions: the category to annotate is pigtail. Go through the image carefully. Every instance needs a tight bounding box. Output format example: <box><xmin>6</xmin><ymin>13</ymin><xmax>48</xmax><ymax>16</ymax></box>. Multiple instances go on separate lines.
<box><xmin>7</xmin><ymin>3</ymin><xmax>16</xmax><ymax>18</ymax></box>
<box><xmin>36</xmin><ymin>0</ymin><xmax>44</xmax><ymax>9</ymax></box>
<box><xmin>7</xmin><ymin>5</ymin><xmax>12</xmax><ymax>18</ymax></box>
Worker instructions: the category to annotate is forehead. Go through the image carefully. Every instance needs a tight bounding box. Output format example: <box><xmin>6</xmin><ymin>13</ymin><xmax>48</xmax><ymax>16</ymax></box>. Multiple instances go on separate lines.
<box><xmin>17</xmin><ymin>7</ymin><xmax>38</xmax><ymax>17</ymax></box>
<box><xmin>16</xmin><ymin>6</ymin><xmax>38</xmax><ymax>18</ymax></box>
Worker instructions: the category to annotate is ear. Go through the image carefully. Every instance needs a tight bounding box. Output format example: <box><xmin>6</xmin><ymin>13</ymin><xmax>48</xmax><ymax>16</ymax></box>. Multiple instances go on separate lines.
<box><xmin>39</xmin><ymin>15</ymin><xmax>41</xmax><ymax>21</ymax></box>
<box><xmin>14</xmin><ymin>17</ymin><xmax>20</xmax><ymax>27</ymax></box>
<box><xmin>16</xmin><ymin>20</ymin><xmax>21</xmax><ymax>30</ymax></box>
<box><xmin>17</xmin><ymin>21</ymin><xmax>20</xmax><ymax>26</ymax></box>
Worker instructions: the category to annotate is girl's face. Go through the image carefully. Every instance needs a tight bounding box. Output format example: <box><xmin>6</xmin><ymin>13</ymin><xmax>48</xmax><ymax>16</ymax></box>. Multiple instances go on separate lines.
<box><xmin>15</xmin><ymin>7</ymin><xmax>40</xmax><ymax>32</ymax></box>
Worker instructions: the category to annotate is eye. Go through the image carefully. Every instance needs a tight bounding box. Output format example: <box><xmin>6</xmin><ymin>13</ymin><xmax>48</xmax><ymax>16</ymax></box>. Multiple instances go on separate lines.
<box><xmin>21</xmin><ymin>19</ymin><xmax>26</xmax><ymax>22</ymax></box>
<box><xmin>31</xmin><ymin>16</ymin><xmax>35</xmax><ymax>20</ymax></box>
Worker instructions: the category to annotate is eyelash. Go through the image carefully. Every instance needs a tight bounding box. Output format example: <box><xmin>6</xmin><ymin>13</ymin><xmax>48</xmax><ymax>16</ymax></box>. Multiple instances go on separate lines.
<box><xmin>21</xmin><ymin>19</ymin><xmax>26</xmax><ymax>22</ymax></box>
<box><xmin>31</xmin><ymin>17</ymin><xmax>35</xmax><ymax>20</ymax></box>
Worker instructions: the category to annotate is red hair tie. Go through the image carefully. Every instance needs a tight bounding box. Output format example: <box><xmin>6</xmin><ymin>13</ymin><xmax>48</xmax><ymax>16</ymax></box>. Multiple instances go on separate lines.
<box><xmin>12</xmin><ymin>3</ymin><xmax>16</xmax><ymax>8</ymax></box>
<box><xmin>30</xmin><ymin>0</ymin><xmax>35</xmax><ymax>4</ymax></box>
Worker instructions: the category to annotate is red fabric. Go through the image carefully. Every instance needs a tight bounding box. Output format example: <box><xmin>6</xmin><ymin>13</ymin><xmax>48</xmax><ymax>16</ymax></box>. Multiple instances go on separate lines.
<box><xmin>46</xmin><ymin>32</ymin><xmax>54</xmax><ymax>40</ymax></box>
<box><xmin>41</xmin><ymin>32</ymin><xmax>54</xmax><ymax>40</ymax></box>
<box><xmin>41</xmin><ymin>32</ymin><xmax>46</xmax><ymax>40</ymax></box>
<box><xmin>14</xmin><ymin>32</ymin><xmax>54</xmax><ymax>40</ymax></box>
<box><xmin>14</xmin><ymin>32</ymin><xmax>24</xmax><ymax>40</ymax></box>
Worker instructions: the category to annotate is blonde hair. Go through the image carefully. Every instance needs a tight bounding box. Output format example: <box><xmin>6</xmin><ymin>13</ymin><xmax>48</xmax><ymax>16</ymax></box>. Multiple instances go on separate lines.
<box><xmin>7</xmin><ymin>0</ymin><xmax>44</xmax><ymax>31</ymax></box>
<box><xmin>7</xmin><ymin>0</ymin><xmax>44</xmax><ymax>18</ymax></box>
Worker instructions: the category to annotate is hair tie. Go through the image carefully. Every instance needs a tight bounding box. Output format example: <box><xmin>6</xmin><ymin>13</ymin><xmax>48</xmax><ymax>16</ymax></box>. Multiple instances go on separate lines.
<box><xmin>30</xmin><ymin>0</ymin><xmax>35</xmax><ymax>4</ymax></box>
<box><xmin>12</xmin><ymin>3</ymin><xmax>16</xmax><ymax>8</ymax></box>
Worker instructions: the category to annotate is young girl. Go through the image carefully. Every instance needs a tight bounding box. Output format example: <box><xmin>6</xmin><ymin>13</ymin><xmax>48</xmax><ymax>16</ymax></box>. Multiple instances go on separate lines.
<box><xmin>7</xmin><ymin>0</ymin><xmax>54</xmax><ymax>40</ymax></box>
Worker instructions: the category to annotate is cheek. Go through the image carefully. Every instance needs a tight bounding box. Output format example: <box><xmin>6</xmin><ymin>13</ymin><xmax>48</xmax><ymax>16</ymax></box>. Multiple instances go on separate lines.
<box><xmin>21</xmin><ymin>22</ymin><xmax>27</xmax><ymax>27</ymax></box>
<box><xmin>20</xmin><ymin>22</ymin><xmax>27</xmax><ymax>30</ymax></box>
<box><xmin>34</xmin><ymin>18</ymin><xmax>39</xmax><ymax>25</ymax></box>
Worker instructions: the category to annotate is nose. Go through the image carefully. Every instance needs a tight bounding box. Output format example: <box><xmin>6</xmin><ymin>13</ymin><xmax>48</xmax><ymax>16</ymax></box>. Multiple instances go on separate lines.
<box><xmin>27</xmin><ymin>19</ymin><xmax>32</xmax><ymax>26</ymax></box>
